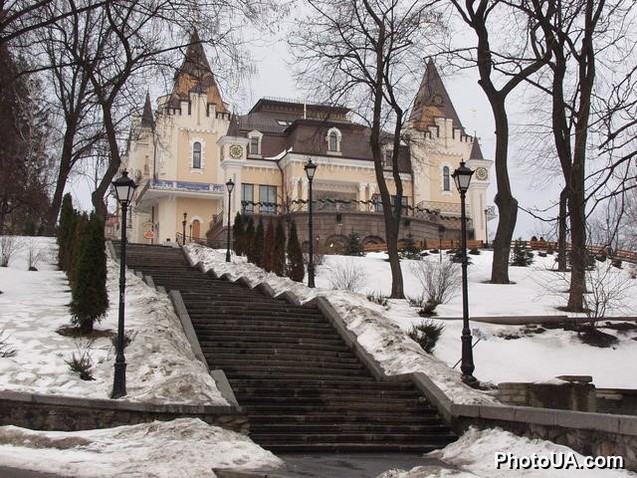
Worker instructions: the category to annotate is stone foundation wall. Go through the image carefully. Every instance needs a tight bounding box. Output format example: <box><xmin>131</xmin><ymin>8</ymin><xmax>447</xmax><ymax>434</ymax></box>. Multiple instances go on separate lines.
<box><xmin>498</xmin><ymin>379</ymin><xmax>597</xmax><ymax>412</ymax></box>
<box><xmin>461</xmin><ymin>417</ymin><xmax>637</xmax><ymax>471</ymax></box>
<box><xmin>0</xmin><ymin>391</ymin><xmax>249</xmax><ymax>434</ymax></box>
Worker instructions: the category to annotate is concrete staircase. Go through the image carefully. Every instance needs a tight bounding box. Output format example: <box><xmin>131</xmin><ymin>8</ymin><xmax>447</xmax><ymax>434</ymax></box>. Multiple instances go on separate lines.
<box><xmin>119</xmin><ymin>242</ymin><xmax>456</xmax><ymax>452</ymax></box>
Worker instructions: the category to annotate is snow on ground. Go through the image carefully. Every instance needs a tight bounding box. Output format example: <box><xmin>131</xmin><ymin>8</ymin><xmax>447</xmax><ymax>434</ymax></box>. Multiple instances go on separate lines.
<box><xmin>382</xmin><ymin>427</ymin><xmax>635</xmax><ymax>477</ymax></box>
<box><xmin>0</xmin><ymin>418</ymin><xmax>282</xmax><ymax>478</ymax></box>
<box><xmin>0</xmin><ymin>237</ymin><xmax>226</xmax><ymax>404</ymax></box>
<box><xmin>1</xmin><ymin>238</ymin><xmax>636</xmax><ymax>477</ymax></box>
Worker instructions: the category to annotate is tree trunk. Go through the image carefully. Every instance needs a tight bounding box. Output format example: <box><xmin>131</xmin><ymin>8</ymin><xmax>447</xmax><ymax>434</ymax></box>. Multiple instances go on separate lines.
<box><xmin>488</xmin><ymin>96</ymin><xmax>516</xmax><ymax>284</ymax></box>
<box><xmin>91</xmin><ymin>104</ymin><xmax>119</xmax><ymax>220</ymax></box>
<box><xmin>557</xmin><ymin>187</ymin><xmax>568</xmax><ymax>271</ymax></box>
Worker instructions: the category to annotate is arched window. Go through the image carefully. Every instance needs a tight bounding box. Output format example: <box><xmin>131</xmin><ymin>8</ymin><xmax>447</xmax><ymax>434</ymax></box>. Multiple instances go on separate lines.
<box><xmin>192</xmin><ymin>142</ymin><xmax>202</xmax><ymax>169</ymax></box>
<box><xmin>329</xmin><ymin>131</ymin><xmax>338</xmax><ymax>152</ymax></box>
<box><xmin>443</xmin><ymin>166</ymin><xmax>450</xmax><ymax>191</ymax></box>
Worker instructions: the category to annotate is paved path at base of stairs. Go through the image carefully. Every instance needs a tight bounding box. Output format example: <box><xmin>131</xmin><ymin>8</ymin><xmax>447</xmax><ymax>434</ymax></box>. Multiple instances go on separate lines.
<box><xmin>217</xmin><ymin>453</ymin><xmax>459</xmax><ymax>478</ymax></box>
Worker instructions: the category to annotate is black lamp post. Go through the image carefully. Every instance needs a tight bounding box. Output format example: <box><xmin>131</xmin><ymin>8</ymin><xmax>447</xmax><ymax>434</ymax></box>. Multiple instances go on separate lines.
<box><xmin>452</xmin><ymin>161</ymin><xmax>477</xmax><ymax>385</ymax></box>
<box><xmin>484</xmin><ymin>208</ymin><xmax>489</xmax><ymax>248</ymax></box>
<box><xmin>438</xmin><ymin>224</ymin><xmax>446</xmax><ymax>263</ymax></box>
<box><xmin>182</xmin><ymin>212</ymin><xmax>187</xmax><ymax>245</ymax></box>
<box><xmin>226</xmin><ymin>178</ymin><xmax>235</xmax><ymax>262</ymax></box>
<box><xmin>305</xmin><ymin>159</ymin><xmax>317</xmax><ymax>288</ymax></box>
<box><xmin>111</xmin><ymin>170</ymin><xmax>137</xmax><ymax>399</ymax></box>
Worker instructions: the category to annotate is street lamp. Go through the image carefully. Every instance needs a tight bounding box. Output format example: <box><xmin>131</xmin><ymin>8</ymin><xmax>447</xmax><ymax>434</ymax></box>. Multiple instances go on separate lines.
<box><xmin>484</xmin><ymin>208</ymin><xmax>489</xmax><ymax>248</ymax></box>
<box><xmin>182</xmin><ymin>212</ymin><xmax>187</xmax><ymax>245</ymax></box>
<box><xmin>305</xmin><ymin>159</ymin><xmax>317</xmax><ymax>288</ymax></box>
<box><xmin>111</xmin><ymin>170</ymin><xmax>137</xmax><ymax>399</ymax></box>
<box><xmin>226</xmin><ymin>178</ymin><xmax>235</xmax><ymax>262</ymax></box>
<box><xmin>438</xmin><ymin>224</ymin><xmax>446</xmax><ymax>263</ymax></box>
<box><xmin>452</xmin><ymin>161</ymin><xmax>477</xmax><ymax>385</ymax></box>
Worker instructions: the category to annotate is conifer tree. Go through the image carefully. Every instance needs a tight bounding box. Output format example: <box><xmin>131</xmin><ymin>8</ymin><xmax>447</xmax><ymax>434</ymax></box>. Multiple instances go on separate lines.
<box><xmin>287</xmin><ymin>220</ymin><xmax>304</xmax><ymax>282</ymax></box>
<box><xmin>244</xmin><ymin>217</ymin><xmax>255</xmax><ymax>262</ymax></box>
<box><xmin>252</xmin><ymin>219</ymin><xmax>265</xmax><ymax>267</ymax></box>
<box><xmin>57</xmin><ymin>193</ymin><xmax>75</xmax><ymax>270</ymax></box>
<box><xmin>232</xmin><ymin>212</ymin><xmax>245</xmax><ymax>256</ymax></box>
<box><xmin>262</xmin><ymin>220</ymin><xmax>275</xmax><ymax>272</ymax></box>
<box><xmin>273</xmin><ymin>220</ymin><xmax>287</xmax><ymax>276</ymax></box>
<box><xmin>70</xmin><ymin>213</ymin><xmax>108</xmax><ymax>333</ymax></box>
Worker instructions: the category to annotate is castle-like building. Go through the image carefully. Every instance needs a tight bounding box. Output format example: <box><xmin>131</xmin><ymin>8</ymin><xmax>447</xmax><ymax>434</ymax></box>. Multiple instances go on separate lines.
<box><xmin>123</xmin><ymin>34</ymin><xmax>492</xmax><ymax>250</ymax></box>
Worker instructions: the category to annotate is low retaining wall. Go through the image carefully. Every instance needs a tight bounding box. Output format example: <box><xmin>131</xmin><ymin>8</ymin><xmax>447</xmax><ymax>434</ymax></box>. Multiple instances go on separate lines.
<box><xmin>0</xmin><ymin>390</ymin><xmax>248</xmax><ymax>434</ymax></box>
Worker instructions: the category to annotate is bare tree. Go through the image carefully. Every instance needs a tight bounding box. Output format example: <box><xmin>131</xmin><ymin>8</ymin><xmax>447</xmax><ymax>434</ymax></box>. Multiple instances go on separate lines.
<box><xmin>291</xmin><ymin>0</ymin><xmax>441</xmax><ymax>298</ymax></box>
<box><xmin>518</xmin><ymin>0</ymin><xmax>635</xmax><ymax>311</ymax></box>
<box><xmin>448</xmin><ymin>0</ymin><xmax>550</xmax><ymax>284</ymax></box>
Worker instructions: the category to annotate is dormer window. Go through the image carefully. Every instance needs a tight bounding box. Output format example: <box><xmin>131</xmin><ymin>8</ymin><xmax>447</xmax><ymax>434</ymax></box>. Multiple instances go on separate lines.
<box><xmin>192</xmin><ymin>142</ymin><xmax>202</xmax><ymax>169</ymax></box>
<box><xmin>249</xmin><ymin>137</ymin><xmax>259</xmax><ymax>155</ymax></box>
<box><xmin>326</xmin><ymin>127</ymin><xmax>342</xmax><ymax>154</ymax></box>
<box><xmin>247</xmin><ymin>131</ymin><xmax>263</xmax><ymax>157</ymax></box>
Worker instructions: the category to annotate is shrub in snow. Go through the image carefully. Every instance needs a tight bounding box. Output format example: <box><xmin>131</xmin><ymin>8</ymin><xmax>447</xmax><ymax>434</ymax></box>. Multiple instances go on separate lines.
<box><xmin>0</xmin><ymin>235</ymin><xmax>20</xmax><ymax>267</ymax></box>
<box><xmin>367</xmin><ymin>291</ymin><xmax>389</xmax><ymax>307</ymax></box>
<box><xmin>583</xmin><ymin>263</ymin><xmax>633</xmax><ymax>327</ymax></box>
<box><xmin>398</xmin><ymin>236</ymin><xmax>421</xmax><ymax>260</ymax></box>
<box><xmin>65</xmin><ymin>340</ymin><xmax>95</xmax><ymax>381</ymax></box>
<box><xmin>0</xmin><ymin>330</ymin><xmax>17</xmax><ymax>358</ymax></box>
<box><xmin>25</xmin><ymin>238</ymin><xmax>42</xmax><ymax>271</ymax></box>
<box><xmin>328</xmin><ymin>259</ymin><xmax>366</xmax><ymax>292</ymax></box>
<box><xmin>468</xmin><ymin>247</ymin><xmax>481</xmax><ymax>255</ymax></box>
<box><xmin>408</xmin><ymin>320</ymin><xmax>445</xmax><ymax>354</ymax></box>
<box><xmin>611</xmin><ymin>258</ymin><xmax>623</xmax><ymax>269</ymax></box>
<box><xmin>286</xmin><ymin>220</ymin><xmax>304</xmax><ymax>282</ymax></box>
<box><xmin>410</xmin><ymin>258</ymin><xmax>461</xmax><ymax>313</ymax></box>
<box><xmin>510</xmin><ymin>241</ymin><xmax>533</xmax><ymax>266</ymax></box>
<box><xmin>231</xmin><ymin>212</ymin><xmax>246</xmax><ymax>256</ymax></box>
<box><xmin>70</xmin><ymin>213</ymin><xmax>108</xmax><ymax>334</ymax></box>
<box><xmin>344</xmin><ymin>232</ymin><xmax>364</xmax><ymax>256</ymax></box>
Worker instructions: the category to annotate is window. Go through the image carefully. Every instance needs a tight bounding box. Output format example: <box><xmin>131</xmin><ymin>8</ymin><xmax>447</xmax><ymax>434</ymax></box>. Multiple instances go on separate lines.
<box><xmin>248</xmin><ymin>131</ymin><xmax>263</xmax><ymax>156</ymax></box>
<box><xmin>443</xmin><ymin>166</ymin><xmax>450</xmax><ymax>191</ymax></box>
<box><xmin>373</xmin><ymin>194</ymin><xmax>407</xmax><ymax>213</ymax></box>
<box><xmin>259</xmin><ymin>185</ymin><xmax>277</xmax><ymax>213</ymax></box>
<box><xmin>384</xmin><ymin>149</ymin><xmax>393</xmax><ymax>168</ymax></box>
<box><xmin>373</xmin><ymin>194</ymin><xmax>383</xmax><ymax>212</ymax></box>
<box><xmin>326</xmin><ymin>127</ymin><xmax>342</xmax><ymax>153</ymax></box>
<box><xmin>242</xmin><ymin>183</ymin><xmax>254</xmax><ymax>213</ymax></box>
<box><xmin>329</xmin><ymin>132</ymin><xmax>338</xmax><ymax>151</ymax></box>
<box><xmin>192</xmin><ymin>142</ymin><xmax>202</xmax><ymax>169</ymax></box>
<box><xmin>249</xmin><ymin>137</ymin><xmax>259</xmax><ymax>155</ymax></box>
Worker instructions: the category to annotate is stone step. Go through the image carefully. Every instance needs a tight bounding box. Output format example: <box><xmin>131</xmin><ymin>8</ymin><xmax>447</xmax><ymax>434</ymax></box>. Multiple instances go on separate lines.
<box><xmin>242</xmin><ymin>402</ymin><xmax>432</xmax><ymax>414</ymax></box>
<box><xmin>200</xmin><ymin>341</ymin><xmax>352</xmax><ymax>354</ymax></box>
<box><xmin>250</xmin><ymin>432</ymin><xmax>455</xmax><ymax>445</ymax></box>
<box><xmin>253</xmin><ymin>442</ymin><xmax>449</xmax><ymax>453</ymax></box>
<box><xmin>247</xmin><ymin>422</ymin><xmax>449</xmax><ymax>434</ymax></box>
<box><xmin>206</xmin><ymin>352</ymin><xmax>360</xmax><ymax>364</ymax></box>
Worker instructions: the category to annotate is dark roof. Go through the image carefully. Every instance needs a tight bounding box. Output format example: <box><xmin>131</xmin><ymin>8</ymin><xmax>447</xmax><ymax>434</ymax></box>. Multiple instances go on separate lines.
<box><xmin>470</xmin><ymin>137</ymin><xmax>485</xmax><ymax>160</ymax></box>
<box><xmin>227</xmin><ymin>112</ymin><xmax>240</xmax><ymax>137</ymax></box>
<box><xmin>410</xmin><ymin>59</ymin><xmax>464</xmax><ymax>133</ymax></box>
<box><xmin>141</xmin><ymin>92</ymin><xmax>154</xmax><ymax>127</ymax></box>
<box><xmin>167</xmin><ymin>31</ymin><xmax>227</xmax><ymax>113</ymax></box>
<box><xmin>238</xmin><ymin>99</ymin><xmax>351</xmax><ymax>135</ymax></box>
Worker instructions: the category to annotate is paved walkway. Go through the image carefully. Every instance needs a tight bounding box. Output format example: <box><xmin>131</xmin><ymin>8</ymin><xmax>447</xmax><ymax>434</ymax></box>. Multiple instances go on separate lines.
<box><xmin>216</xmin><ymin>453</ymin><xmax>457</xmax><ymax>478</ymax></box>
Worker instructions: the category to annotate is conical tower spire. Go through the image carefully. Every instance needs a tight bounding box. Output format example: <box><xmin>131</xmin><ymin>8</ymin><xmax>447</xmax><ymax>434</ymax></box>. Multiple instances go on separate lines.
<box><xmin>141</xmin><ymin>91</ymin><xmax>154</xmax><ymax>127</ymax></box>
<box><xmin>167</xmin><ymin>30</ymin><xmax>227</xmax><ymax>113</ymax></box>
<box><xmin>470</xmin><ymin>135</ymin><xmax>485</xmax><ymax>160</ymax></box>
<box><xmin>410</xmin><ymin>59</ymin><xmax>464</xmax><ymax>133</ymax></box>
